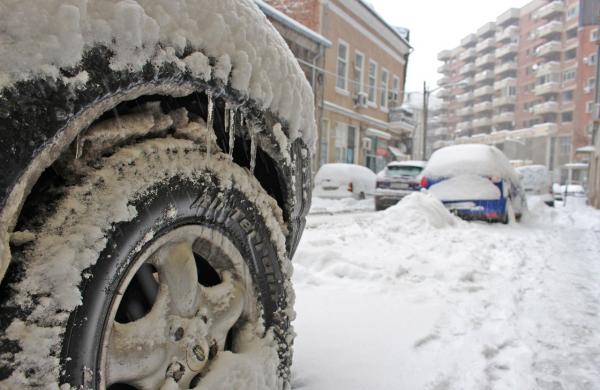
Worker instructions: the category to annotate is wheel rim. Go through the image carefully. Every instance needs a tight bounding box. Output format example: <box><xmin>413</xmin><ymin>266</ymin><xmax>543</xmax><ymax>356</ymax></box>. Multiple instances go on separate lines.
<box><xmin>100</xmin><ymin>225</ymin><xmax>259</xmax><ymax>389</ymax></box>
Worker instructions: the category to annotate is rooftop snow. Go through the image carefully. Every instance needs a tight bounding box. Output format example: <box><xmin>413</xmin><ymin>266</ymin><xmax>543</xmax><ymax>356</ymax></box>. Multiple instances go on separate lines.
<box><xmin>0</xmin><ymin>0</ymin><xmax>317</xmax><ymax>148</ymax></box>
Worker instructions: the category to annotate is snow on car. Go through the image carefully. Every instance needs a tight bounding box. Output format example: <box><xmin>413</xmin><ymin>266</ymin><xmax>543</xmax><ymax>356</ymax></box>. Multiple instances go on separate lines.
<box><xmin>313</xmin><ymin>163</ymin><xmax>376</xmax><ymax>200</ymax></box>
<box><xmin>516</xmin><ymin>164</ymin><xmax>554</xmax><ymax>207</ymax></box>
<box><xmin>0</xmin><ymin>1</ymin><xmax>314</xmax><ymax>389</ymax></box>
<box><xmin>374</xmin><ymin>160</ymin><xmax>426</xmax><ymax>210</ymax></box>
<box><xmin>420</xmin><ymin>144</ymin><xmax>526</xmax><ymax>223</ymax></box>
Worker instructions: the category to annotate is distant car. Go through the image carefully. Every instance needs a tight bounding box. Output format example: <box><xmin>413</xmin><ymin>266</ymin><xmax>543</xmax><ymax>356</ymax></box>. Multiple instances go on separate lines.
<box><xmin>374</xmin><ymin>160</ymin><xmax>426</xmax><ymax>210</ymax></box>
<box><xmin>313</xmin><ymin>163</ymin><xmax>376</xmax><ymax>199</ymax></box>
<box><xmin>420</xmin><ymin>144</ymin><xmax>526</xmax><ymax>223</ymax></box>
<box><xmin>554</xmin><ymin>184</ymin><xmax>586</xmax><ymax>201</ymax></box>
<box><xmin>516</xmin><ymin>165</ymin><xmax>554</xmax><ymax>207</ymax></box>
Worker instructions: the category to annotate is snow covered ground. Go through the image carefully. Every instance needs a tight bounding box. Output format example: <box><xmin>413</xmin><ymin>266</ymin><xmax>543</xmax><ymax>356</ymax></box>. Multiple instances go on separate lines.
<box><xmin>291</xmin><ymin>193</ymin><xmax>600</xmax><ymax>389</ymax></box>
<box><xmin>309</xmin><ymin>196</ymin><xmax>374</xmax><ymax>215</ymax></box>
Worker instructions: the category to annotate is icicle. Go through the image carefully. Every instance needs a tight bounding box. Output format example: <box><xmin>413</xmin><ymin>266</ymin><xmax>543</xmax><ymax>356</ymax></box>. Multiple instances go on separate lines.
<box><xmin>228</xmin><ymin>109</ymin><xmax>236</xmax><ymax>160</ymax></box>
<box><xmin>206</xmin><ymin>90</ymin><xmax>214</xmax><ymax>159</ymax></box>
<box><xmin>249</xmin><ymin>123</ymin><xmax>257</xmax><ymax>174</ymax></box>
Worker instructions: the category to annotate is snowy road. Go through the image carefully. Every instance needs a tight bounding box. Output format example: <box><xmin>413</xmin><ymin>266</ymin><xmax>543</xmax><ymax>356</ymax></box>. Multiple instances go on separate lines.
<box><xmin>291</xmin><ymin>195</ymin><xmax>600</xmax><ymax>390</ymax></box>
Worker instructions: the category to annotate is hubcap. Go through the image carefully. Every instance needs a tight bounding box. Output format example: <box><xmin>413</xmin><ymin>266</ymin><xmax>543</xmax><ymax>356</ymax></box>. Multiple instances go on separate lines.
<box><xmin>101</xmin><ymin>226</ymin><xmax>258</xmax><ymax>389</ymax></box>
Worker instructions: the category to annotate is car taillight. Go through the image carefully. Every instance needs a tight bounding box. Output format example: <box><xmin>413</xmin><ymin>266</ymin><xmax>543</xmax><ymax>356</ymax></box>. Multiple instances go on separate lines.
<box><xmin>420</xmin><ymin>176</ymin><xmax>429</xmax><ymax>188</ymax></box>
<box><xmin>348</xmin><ymin>182</ymin><xmax>353</xmax><ymax>192</ymax></box>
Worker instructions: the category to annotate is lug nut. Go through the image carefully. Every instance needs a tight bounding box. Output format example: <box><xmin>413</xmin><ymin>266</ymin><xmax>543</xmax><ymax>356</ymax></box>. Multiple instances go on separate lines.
<box><xmin>192</xmin><ymin>345</ymin><xmax>206</xmax><ymax>362</ymax></box>
<box><xmin>166</xmin><ymin>362</ymin><xmax>185</xmax><ymax>382</ymax></box>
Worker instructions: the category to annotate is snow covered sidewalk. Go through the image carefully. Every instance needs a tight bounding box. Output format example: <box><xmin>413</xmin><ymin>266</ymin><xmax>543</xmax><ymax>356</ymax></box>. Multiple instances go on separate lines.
<box><xmin>291</xmin><ymin>193</ymin><xmax>600</xmax><ymax>389</ymax></box>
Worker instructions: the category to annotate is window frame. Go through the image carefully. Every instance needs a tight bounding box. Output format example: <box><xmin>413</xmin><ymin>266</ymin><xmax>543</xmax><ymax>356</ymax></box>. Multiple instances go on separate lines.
<box><xmin>336</xmin><ymin>39</ymin><xmax>349</xmax><ymax>93</ymax></box>
<box><xmin>380</xmin><ymin>67</ymin><xmax>389</xmax><ymax>110</ymax></box>
<box><xmin>367</xmin><ymin>59</ymin><xmax>378</xmax><ymax>106</ymax></box>
<box><xmin>353</xmin><ymin>50</ymin><xmax>365</xmax><ymax>94</ymax></box>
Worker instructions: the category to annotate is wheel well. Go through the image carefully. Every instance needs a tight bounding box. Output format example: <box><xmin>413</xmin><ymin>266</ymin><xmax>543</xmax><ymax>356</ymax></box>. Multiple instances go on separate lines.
<box><xmin>15</xmin><ymin>92</ymin><xmax>287</xmax><ymax>232</ymax></box>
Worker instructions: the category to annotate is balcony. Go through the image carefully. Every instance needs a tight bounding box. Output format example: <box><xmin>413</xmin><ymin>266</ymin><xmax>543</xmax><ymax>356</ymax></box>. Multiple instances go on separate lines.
<box><xmin>493</xmin><ymin>77</ymin><xmax>516</xmax><ymax>91</ymax></box>
<box><xmin>536</xmin><ymin>20</ymin><xmax>563</xmax><ymax>39</ymax></box>
<box><xmin>496</xmin><ymin>8</ymin><xmax>519</xmax><ymax>27</ymax></box>
<box><xmin>476</xmin><ymin>37</ymin><xmax>495</xmax><ymax>52</ymax></box>
<box><xmin>534</xmin><ymin>1</ymin><xmax>565</xmax><ymax>20</ymax></box>
<box><xmin>459</xmin><ymin>63</ymin><xmax>477</xmax><ymax>75</ymax></box>
<box><xmin>475</xmin><ymin>53</ymin><xmax>495</xmax><ymax>68</ymax></box>
<box><xmin>493</xmin><ymin>95</ymin><xmax>516</xmax><ymax>107</ymax></box>
<box><xmin>535</xmin><ymin>41</ymin><xmax>562</xmax><ymax>57</ymax></box>
<box><xmin>477</xmin><ymin>22</ymin><xmax>496</xmax><ymax>37</ymax></box>
<box><xmin>437</xmin><ymin>63</ymin><xmax>451</xmax><ymax>73</ymax></box>
<box><xmin>459</xmin><ymin>48</ymin><xmax>477</xmax><ymax>61</ymax></box>
<box><xmin>473</xmin><ymin>85</ymin><xmax>494</xmax><ymax>97</ymax></box>
<box><xmin>473</xmin><ymin>101</ymin><xmax>493</xmax><ymax>113</ymax></box>
<box><xmin>457</xmin><ymin>106</ymin><xmax>474</xmax><ymax>116</ymax></box>
<box><xmin>461</xmin><ymin>34</ymin><xmax>477</xmax><ymax>48</ymax></box>
<box><xmin>457</xmin><ymin>92</ymin><xmax>474</xmax><ymax>103</ymax></box>
<box><xmin>474</xmin><ymin>70</ymin><xmax>494</xmax><ymax>83</ymax></box>
<box><xmin>472</xmin><ymin>117</ymin><xmax>492</xmax><ymax>128</ymax></box>
<box><xmin>437</xmin><ymin>76</ymin><xmax>450</xmax><ymax>86</ymax></box>
<box><xmin>532</xmin><ymin>101</ymin><xmax>560</xmax><ymax>115</ymax></box>
<box><xmin>436</xmin><ymin>89</ymin><xmax>451</xmax><ymax>99</ymax></box>
<box><xmin>535</xmin><ymin>61</ymin><xmax>561</xmax><ymax>76</ymax></box>
<box><xmin>534</xmin><ymin>81</ymin><xmax>561</xmax><ymax>95</ymax></box>
<box><xmin>496</xmin><ymin>43</ymin><xmax>518</xmax><ymax>59</ymax></box>
<box><xmin>461</xmin><ymin>77</ymin><xmax>474</xmax><ymax>85</ymax></box>
<box><xmin>493</xmin><ymin>112</ymin><xmax>515</xmax><ymax>124</ymax></box>
<box><xmin>496</xmin><ymin>25</ymin><xmax>519</xmax><ymax>43</ymax></box>
<box><xmin>496</xmin><ymin>61</ymin><xmax>518</xmax><ymax>75</ymax></box>
<box><xmin>457</xmin><ymin>121</ymin><xmax>472</xmax><ymax>132</ymax></box>
<box><xmin>438</xmin><ymin>50</ymin><xmax>452</xmax><ymax>61</ymax></box>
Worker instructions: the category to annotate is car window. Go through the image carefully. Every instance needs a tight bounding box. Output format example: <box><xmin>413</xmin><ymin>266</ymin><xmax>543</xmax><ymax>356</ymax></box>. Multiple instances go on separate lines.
<box><xmin>387</xmin><ymin>165</ymin><xmax>423</xmax><ymax>177</ymax></box>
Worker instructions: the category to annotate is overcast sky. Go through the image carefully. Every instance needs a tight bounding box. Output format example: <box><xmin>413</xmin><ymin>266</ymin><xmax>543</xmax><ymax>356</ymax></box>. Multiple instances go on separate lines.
<box><xmin>367</xmin><ymin>0</ymin><xmax>532</xmax><ymax>94</ymax></box>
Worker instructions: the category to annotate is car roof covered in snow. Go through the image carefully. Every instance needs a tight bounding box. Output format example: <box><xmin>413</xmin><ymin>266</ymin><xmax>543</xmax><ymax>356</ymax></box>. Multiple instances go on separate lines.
<box><xmin>315</xmin><ymin>163</ymin><xmax>376</xmax><ymax>182</ymax></box>
<box><xmin>387</xmin><ymin>160</ymin><xmax>427</xmax><ymax>168</ymax></box>
<box><xmin>422</xmin><ymin>144</ymin><xmax>519</xmax><ymax>182</ymax></box>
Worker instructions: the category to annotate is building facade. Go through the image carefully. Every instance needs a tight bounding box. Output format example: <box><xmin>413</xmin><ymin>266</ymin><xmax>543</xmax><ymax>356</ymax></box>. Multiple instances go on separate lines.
<box><xmin>436</xmin><ymin>0</ymin><xmax>598</xmax><ymax>183</ymax></box>
<box><xmin>266</xmin><ymin>0</ymin><xmax>412</xmax><ymax>172</ymax></box>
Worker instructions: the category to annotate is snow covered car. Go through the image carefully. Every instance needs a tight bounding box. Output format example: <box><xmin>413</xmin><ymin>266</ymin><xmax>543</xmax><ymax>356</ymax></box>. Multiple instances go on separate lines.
<box><xmin>374</xmin><ymin>160</ymin><xmax>426</xmax><ymax>210</ymax></box>
<box><xmin>0</xmin><ymin>2</ymin><xmax>314</xmax><ymax>389</ymax></box>
<box><xmin>420</xmin><ymin>144</ymin><xmax>526</xmax><ymax>223</ymax></box>
<box><xmin>554</xmin><ymin>184</ymin><xmax>586</xmax><ymax>201</ymax></box>
<box><xmin>516</xmin><ymin>165</ymin><xmax>554</xmax><ymax>207</ymax></box>
<box><xmin>313</xmin><ymin>163</ymin><xmax>376</xmax><ymax>200</ymax></box>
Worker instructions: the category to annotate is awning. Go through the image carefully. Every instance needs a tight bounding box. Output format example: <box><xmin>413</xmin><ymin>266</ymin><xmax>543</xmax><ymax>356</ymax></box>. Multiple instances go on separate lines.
<box><xmin>576</xmin><ymin>145</ymin><xmax>595</xmax><ymax>153</ymax></box>
<box><xmin>564</xmin><ymin>162</ymin><xmax>588</xmax><ymax>169</ymax></box>
<box><xmin>388</xmin><ymin>146</ymin><xmax>406</xmax><ymax>158</ymax></box>
<box><xmin>366</xmin><ymin>128</ymin><xmax>392</xmax><ymax>140</ymax></box>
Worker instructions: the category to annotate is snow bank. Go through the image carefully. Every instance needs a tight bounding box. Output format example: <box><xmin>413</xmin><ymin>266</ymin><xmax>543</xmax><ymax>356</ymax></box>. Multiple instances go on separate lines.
<box><xmin>309</xmin><ymin>197</ymin><xmax>373</xmax><ymax>214</ymax></box>
<box><xmin>381</xmin><ymin>192</ymin><xmax>457</xmax><ymax>229</ymax></box>
<box><xmin>0</xmin><ymin>0</ymin><xmax>316</xmax><ymax>147</ymax></box>
<box><xmin>428</xmin><ymin>175</ymin><xmax>501</xmax><ymax>201</ymax></box>
<box><xmin>422</xmin><ymin>144</ymin><xmax>519</xmax><ymax>183</ymax></box>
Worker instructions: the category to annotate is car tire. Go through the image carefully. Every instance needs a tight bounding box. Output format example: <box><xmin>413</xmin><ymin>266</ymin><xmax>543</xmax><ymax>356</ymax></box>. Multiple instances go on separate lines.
<box><xmin>0</xmin><ymin>138</ymin><xmax>293</xmax><ymax>389</ymax></box>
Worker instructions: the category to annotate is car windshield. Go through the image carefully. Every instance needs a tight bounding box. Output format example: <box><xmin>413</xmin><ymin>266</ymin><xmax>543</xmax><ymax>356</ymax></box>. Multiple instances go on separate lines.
<box><xmin>387</xmin><ymin>165</ymin><xmax>423</xmax><ymax>177</ymax></box>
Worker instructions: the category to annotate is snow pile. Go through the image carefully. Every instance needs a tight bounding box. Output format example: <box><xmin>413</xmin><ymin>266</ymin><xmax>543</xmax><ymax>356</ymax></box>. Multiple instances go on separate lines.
<box><xmin>380</xmin><ymin>192</ymin><xmax>457</xmax><ymax>229</ymax></box>
<box><xmin>422</xmin><ymin>144</ymin><xmax>519</xmax><ymax>183</ymax></box>
<box><xmin>0</xmin><ymin>0</ymin><xmax>316</xmax><ymax>147</ymax></box>
<box><xmin>309</xmin><ymin>197</ymin><xmax>373</xmax><ymax>214</ymax></box>
<box><xmin>428</xmin><ymin>174</ymin><xmax>501</xmax><ymax>201</ymax></box>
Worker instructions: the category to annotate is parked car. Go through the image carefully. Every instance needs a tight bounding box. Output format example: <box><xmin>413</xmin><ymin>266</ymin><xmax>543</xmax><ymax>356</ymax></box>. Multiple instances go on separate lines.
<box><xmin>554</xmin><ymin>184</ymin><xmax>586</xmax><ymax>201</ymax></box>
<box><xmin>0</xmin><ymin>1</ymin><xmax>312</xmax><ymax>388</ymax></box>
<box><xmin>313</xmin><ymin>163</ymin><xmax>376</xmax><ymax>199</ymax></box>
<box><xmin>374</xmin><ymin>160</ymin><xmax>426</xmax><ymax>210</ymax></box>
<box><xmin>516</xmin><ymin>165</ymin><xmax>554</xmax><ymax>207</ymax></box>
<box><xmin>420</xmin><ymin>144</ymin><xmax>526</xmax><ymax>223</ymax></box>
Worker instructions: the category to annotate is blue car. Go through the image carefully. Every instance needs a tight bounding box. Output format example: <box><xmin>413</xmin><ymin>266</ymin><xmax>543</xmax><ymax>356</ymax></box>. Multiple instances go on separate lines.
<box><xmin>420</xmin><ymin>144</ymin><xmax>526</xmax><ymax>223</ymax></box>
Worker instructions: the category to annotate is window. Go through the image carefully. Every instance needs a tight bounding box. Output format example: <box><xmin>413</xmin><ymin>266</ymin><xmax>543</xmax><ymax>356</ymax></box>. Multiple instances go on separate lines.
<box><xmin>336</xmin><ymin>41</ymin><xmax>348</xmax><ymax>91</ymax></box>
<box><xmin>353</xmin><ymin>51</ymin><xmax>364</xmax><ymax>93</ymax></box>
<box><xmin>588</xmin><ymin>54</ymin><xmax>597</xmax><ymax>65</ymax></box>
<box><xmin>587</xmin><ymin>101</ymin><xmax>595</xmax><ymax>113</ymax></box>
<box><xmin>558</xmin><ymin>136</ymin><xmax>571</xmax><ymax>158</ymax></box>
<box><xmin>563</xmin><ymin>69</ymin><xmax>576</xmax><ymax>82</ymax></box>
<box><xmin>563</xmin><ymin>90</ymin><xmax>574</xmax><ymax>101</ymax></box>
<box><xmin>380</xmin><ymin>68</ymin><xmax>389</xmax><ymax>109</ymax></box>
<box><xmin>392</xmin><ymin>76</ymin><xmax>400</xmax><ymax>103</ymax></box>
<box><xmin>334</xmin><ymin>124</ymin><xmax>357</xmax><ymax>163</ymax></box>
<box><xmin>567</xmin><ymin>4</ymin><xmax>578</xmax><ymax>20</ymax></box>
<box><xmin>592</xmin><ymin>29</ymin><xmax>599</xmax><ymax>42</ymax></box>
<box><xmin>565</xmin><ymin>48</ymin><xmax>577</xmax><ymax>61</ymax></box>
<box><xmin>368</xmin><ymin>60</ymin><xmax>377</xmax><ymax>104</ymax></box>
<box><xmin>567</xmin><ymin>28</ymin><xmax>578</xmax><ymax>40</ymax></box>
<box><xmin>561</xmin><ymin>112</ymin><xmax>573</xmax><ymax>122</ymax></box>
<box><xmin>589</xmin><ymin>78</ymin><xmax>596</xmax><ymax>90</ymax></box>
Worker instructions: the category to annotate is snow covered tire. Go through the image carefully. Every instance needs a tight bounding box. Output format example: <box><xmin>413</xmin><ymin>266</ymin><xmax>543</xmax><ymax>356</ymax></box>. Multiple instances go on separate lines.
<box><xmin>0</xmin><ymin>139</ymin><xmax>294</xmax><ymax>389</ymax></box>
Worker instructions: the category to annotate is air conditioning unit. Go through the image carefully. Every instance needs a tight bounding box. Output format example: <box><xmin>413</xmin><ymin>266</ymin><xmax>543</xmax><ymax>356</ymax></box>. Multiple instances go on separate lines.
<box><xmin>361</xmin><ymin>137</ymin><xmax>372</xmax><ymax>150</ymax></box>
<box><xmin>583</xmin><ymin>56</ymin><xmax>590</xmax><ymax>65</ymax></box>
<box><xmin>354</xmin><ymin>92</ymin><xmax>368</xmax><ymax>108</ymax></box>
<box><xmin>584</xmin><ymin>86</ymin><xmax>592</xmax><ymax>93</ymax></box>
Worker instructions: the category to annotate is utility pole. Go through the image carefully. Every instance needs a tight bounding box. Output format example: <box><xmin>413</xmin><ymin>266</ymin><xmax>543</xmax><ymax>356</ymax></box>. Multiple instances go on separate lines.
<box><xmin>422</xmin><ymin>81</ymin><xmax>429</xmax><ymax>160</ymax></box>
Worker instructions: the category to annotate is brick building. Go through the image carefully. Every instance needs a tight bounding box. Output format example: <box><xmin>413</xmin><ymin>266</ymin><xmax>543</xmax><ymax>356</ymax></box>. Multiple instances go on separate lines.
<box><xmin>436</xmin><ymin>0</ymin><xmax>598</xmax><ymax>183</ymax></box>
<box><xmin>266</xmin><ymin>0</ymin><xmax>412</xmax><ymax>172</ymax></box>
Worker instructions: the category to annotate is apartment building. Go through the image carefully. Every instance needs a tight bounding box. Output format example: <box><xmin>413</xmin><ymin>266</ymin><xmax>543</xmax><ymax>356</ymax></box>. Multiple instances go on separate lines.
<box><xmin>436</xmin><ymin>0</ymin><xmax>598</xmax><ymax>182</ymax></box>
<box><xmin>266</xmin><ymin>0</ymin><xmax>412</xmax><ymax>172</ymax></box>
